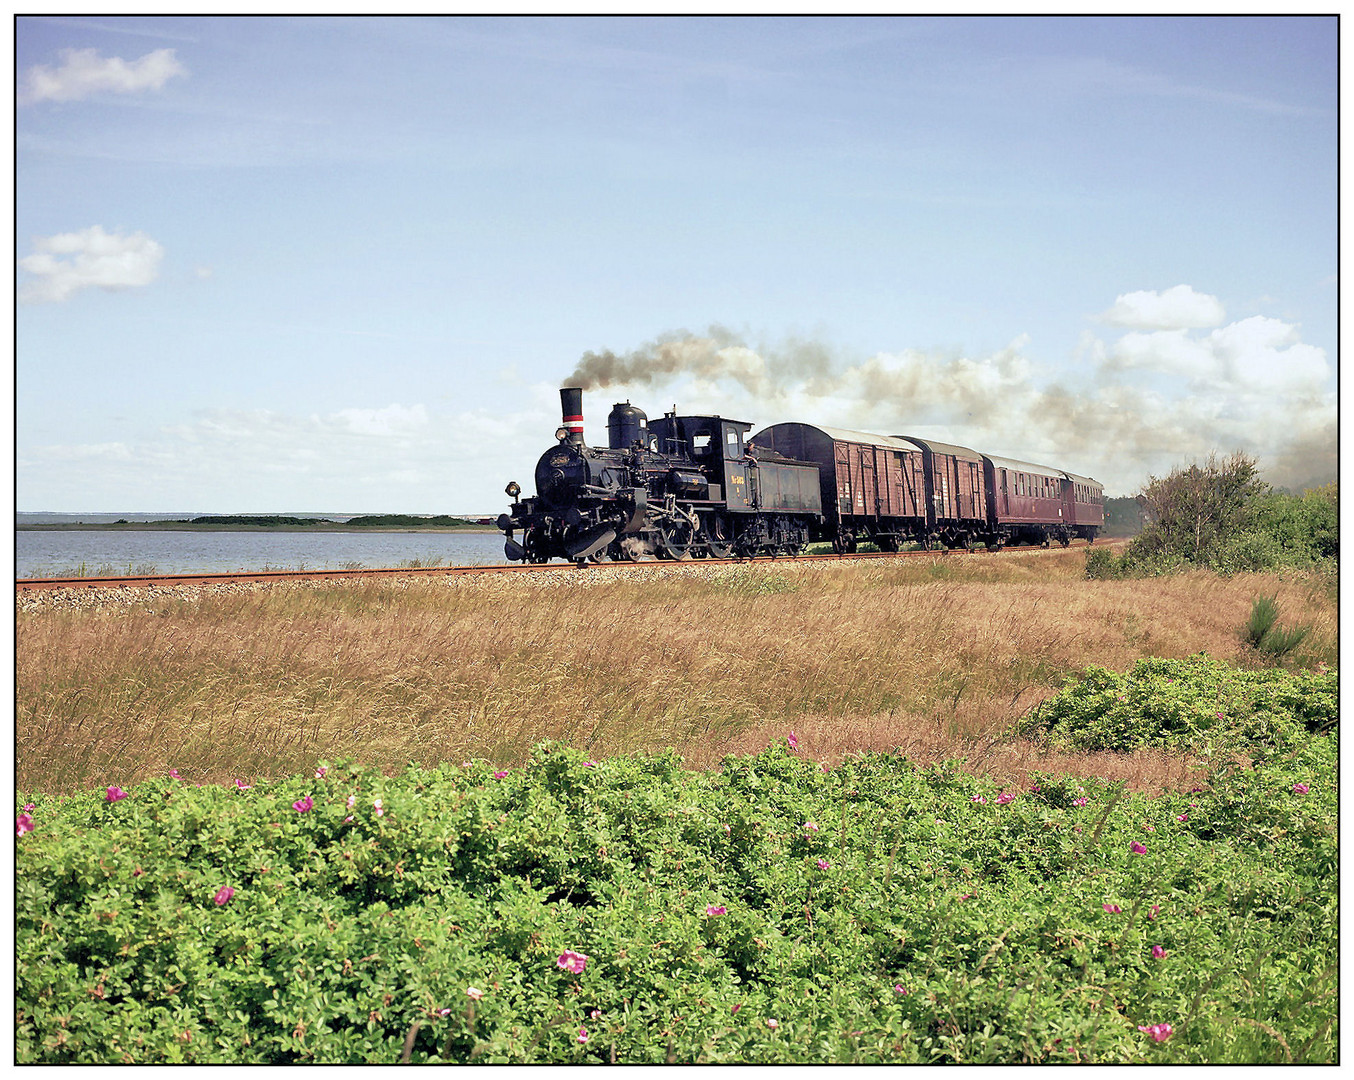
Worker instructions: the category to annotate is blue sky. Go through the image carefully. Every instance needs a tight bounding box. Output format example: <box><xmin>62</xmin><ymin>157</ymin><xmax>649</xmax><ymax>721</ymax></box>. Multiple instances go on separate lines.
<box><xmin>16</xmin><ymin>15</ymin><xmax>1337</xmax><ymax>511</ymax></box>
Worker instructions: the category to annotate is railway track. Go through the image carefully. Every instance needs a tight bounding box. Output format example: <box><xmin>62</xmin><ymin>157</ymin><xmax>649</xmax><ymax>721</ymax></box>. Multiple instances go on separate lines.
<box><xmin>15</xmin><ymin>539</ymin><xmax>1119</xmax><ymax>593</ymax></box>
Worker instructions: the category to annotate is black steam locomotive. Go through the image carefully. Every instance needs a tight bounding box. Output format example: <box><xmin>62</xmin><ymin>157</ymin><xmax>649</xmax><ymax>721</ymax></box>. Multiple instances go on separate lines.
<box><xmin>497</xmin><ymin>388</ymin><xmax>822</xmax><ymax>563</ymax></box>
<box><xmin>498</xmin><ymin>388</ymin><xmax>1104</xmax><ymax>564</ymax></box>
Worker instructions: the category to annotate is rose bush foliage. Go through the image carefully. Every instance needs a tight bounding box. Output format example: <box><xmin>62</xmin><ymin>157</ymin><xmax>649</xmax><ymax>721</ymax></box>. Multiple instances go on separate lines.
<box><xmin>16</xmin><ymin>662</ymin><xmax>1337</xmax><ymax>1064</ymax></box>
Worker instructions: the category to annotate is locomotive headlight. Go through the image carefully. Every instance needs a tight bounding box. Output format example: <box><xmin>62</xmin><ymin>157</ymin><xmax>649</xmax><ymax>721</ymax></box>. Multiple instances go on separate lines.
<box><xmin>555</xmin><ymin>426</ymin><xmax>569</xmax><ymax>442</ymax></box>
<box><xmin>505</xmin><ymin>481</ymin><xmax>521</xmax><ymax>499</ymax></box>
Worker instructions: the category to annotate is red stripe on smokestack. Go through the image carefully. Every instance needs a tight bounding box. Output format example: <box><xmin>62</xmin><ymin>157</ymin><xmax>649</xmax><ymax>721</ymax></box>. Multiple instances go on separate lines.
<box><xmin>559</xmin><ymin>387</ymin><xmax>585</xmax><ymax>444</ymax></box>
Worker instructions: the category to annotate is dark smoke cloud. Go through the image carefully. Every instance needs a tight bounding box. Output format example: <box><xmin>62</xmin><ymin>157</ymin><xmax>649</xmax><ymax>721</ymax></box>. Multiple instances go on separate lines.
<box><xmin>565</xmin><ymin>326</ymin><xmax>848</xmax><ymax>399</ymax></box>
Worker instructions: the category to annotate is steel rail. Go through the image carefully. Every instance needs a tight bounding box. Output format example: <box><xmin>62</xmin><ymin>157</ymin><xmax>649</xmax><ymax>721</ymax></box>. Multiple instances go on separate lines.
<box><xmin>16</xmin><ymin>538</ymin><xmax>1119</xmax><ymax>593</ymax></box>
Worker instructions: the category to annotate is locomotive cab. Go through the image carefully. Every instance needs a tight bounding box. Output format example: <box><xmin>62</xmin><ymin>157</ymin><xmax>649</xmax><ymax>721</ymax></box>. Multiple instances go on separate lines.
<box><xmin>647</xmin><ymin>413</ymin><xmax>750</xmax><ymax>503</ymax></box>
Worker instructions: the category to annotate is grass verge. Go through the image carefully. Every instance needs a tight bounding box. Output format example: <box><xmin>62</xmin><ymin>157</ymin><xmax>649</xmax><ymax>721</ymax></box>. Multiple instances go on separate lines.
<box><xmin>17</xmin><ymin>548</ymin><xmax>1336</xmax><ymax>794</ymax></box>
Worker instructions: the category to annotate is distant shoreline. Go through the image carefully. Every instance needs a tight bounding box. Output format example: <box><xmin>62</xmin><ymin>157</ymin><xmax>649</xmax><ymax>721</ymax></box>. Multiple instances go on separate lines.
<box><xmin>17</xmin><ymin>523</ymin><xmax>499</xmax><ymax>534</ymax></box>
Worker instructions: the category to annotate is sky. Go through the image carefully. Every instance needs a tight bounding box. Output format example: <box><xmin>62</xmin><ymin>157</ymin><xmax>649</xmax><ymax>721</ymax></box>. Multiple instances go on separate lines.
<box><xmin>15</xmin><ymin>15</ymin><xmax>1338</xmax><ymax>513</ymax></box>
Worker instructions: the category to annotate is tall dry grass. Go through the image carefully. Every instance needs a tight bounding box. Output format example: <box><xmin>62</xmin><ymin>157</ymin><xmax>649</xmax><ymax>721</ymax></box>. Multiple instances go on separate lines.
<box><xmin>16</xmin><ymin>548</ymin><xmax>1337</xmax><ymax>794</ymax></box>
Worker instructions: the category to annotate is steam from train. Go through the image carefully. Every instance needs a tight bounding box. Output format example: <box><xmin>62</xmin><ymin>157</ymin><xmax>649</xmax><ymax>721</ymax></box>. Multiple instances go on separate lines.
<box><xmin>563</xmin><ymin>323</ymin><xmax>1336</xmax><ymax>496</ymax></box>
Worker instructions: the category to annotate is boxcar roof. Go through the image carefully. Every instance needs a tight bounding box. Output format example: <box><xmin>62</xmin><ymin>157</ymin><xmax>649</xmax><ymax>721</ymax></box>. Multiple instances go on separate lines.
<box><xmin>894</xmin><ymin>436</ymin><xmax>984</xmax><ymax>461</ymax></box>
<box><xmin>760</xmin><ymin>423</ymin><xmax>922</xmax><ymax>454</ymax></box>
<box><xmin>983</xmin><ymin>453</ymin><xmax>1067</xmax><ymax>480</ymax></box>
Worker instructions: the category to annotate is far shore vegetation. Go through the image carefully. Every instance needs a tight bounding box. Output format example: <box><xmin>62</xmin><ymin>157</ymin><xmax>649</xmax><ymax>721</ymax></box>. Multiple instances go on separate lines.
<box><xmin>18</xmin><ymin>514</ymin><xmax>494</xmax><ymax>531</ymax></box>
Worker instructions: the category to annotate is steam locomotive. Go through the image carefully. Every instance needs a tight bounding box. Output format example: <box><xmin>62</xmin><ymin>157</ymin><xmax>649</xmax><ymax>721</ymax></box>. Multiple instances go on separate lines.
<box><xmin>497</xmin><ymin>388</ymin><xmax>1103</xmax><ymax>564</ymax></box>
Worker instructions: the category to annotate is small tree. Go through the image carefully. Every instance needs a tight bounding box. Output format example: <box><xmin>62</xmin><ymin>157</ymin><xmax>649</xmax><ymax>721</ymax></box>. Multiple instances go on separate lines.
<box><xmin>1128</xmin><ymin>451</ymin><xmax>1267</xmax><ymax>568</ymax></box>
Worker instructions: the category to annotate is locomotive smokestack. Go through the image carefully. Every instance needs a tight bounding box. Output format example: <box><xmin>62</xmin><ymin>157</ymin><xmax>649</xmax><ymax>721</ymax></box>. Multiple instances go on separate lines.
<box><xmin>560</xmin><ymin>387</ymin><xmax>585</xmax><ymax>445</ymax></box>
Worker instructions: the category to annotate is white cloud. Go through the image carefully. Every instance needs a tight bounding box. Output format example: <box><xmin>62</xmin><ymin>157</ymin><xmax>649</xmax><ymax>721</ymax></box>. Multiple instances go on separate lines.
<box><xmin>18</xmin><ymin>226</ymin><xmax>165</xmax><ymax>303</ymax></box>
<box><xmin>1105</xmin><ymin>314</ymin><xmax>1332</xmax><ymax>395</ymax></box>
<box><xmin>1207</xmin><ymin>316</ymin><xmax>1329</xmax><ymax>392</ymax></box>
<box><xmin>1098</xmin><ymin>285</ymin><xmax>1226</xmax><ymax>330</ymax></box>
<box><xmin>1106</xmin><ymin>329</ymin><xmax>1220</xmax><ymax>381</ymax></box>
<box><xmin>20</xmin><ymin>47</ymin><xmax>186</xmax><ymax>104</ymax></box>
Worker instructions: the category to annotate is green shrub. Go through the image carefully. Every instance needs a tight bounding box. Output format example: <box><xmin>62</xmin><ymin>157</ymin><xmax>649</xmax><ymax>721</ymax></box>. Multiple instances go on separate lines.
<box><xmin>1083</xmin><ymin>547</ymin><xmax>1125</xmax><ymax>580</ymax></box>
<box><xmin>1020</xmin><ymin>654</ymin><xmax>1337</xmax><ymax>755</ymax></box>
<box><xmin>15</xmin><ymin>724</ymin><xmax>1339</xmax><ymax>1065</ymax></box>
<box><xmin>1114</xmin><ymin>457</ymin><xmax>1336</xmax><ymax>577</ymax></box>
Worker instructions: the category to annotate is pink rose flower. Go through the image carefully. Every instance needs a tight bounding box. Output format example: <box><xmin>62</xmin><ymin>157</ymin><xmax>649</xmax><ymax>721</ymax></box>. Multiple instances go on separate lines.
<box><xmin>293</xmin><ymin>795</ymin><xmax>313</xmax><ymax>813</ymax></box>
<box><xmin>466</xmin><ymin>987</ymin><xmax>484</xmax><ymax>1001</ymax></box>
<box><xmin>1138</xmin><ymin>1022</ymin><xmax>1173</xmax><ymax>1042</ymax></box>
<box><xmin>106</xmin><ymin>786</ymin><xmax>128</xmax><ymax>802</ymax></box>
<box><xmin>16</xmin><ymin>813</ymin><xmax>34</xmax><ymax>837</ymax></box>
<box><xmin>706</xmin><ymin>905</ymin><xmax>727</xmax><ymax>916</ymax></box>
<box><xmin>214</xmin><ymin>886</ymin><xmax>235</xmax><ymax>905</ymax></box>
<box><xmin>557</xmin><ymin>950</ymin><xmax>589</xmax><ymax>974</ymax></box>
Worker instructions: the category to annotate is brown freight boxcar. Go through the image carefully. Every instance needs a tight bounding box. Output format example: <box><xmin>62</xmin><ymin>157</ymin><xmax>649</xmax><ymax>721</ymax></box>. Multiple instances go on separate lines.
<box><xmin>750</xmin><ymin>423</ymin><xmax>929</xmax><ymax>552</ymax></box>
<box><xmin>894</xmin><ymin>436</ymin><xmax>989</xmax><ymax>550</ymax></box>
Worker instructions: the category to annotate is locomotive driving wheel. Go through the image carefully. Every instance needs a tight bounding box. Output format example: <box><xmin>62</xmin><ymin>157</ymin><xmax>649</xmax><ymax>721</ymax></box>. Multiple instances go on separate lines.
<box><xmin>657</xmin><ymin>519</ymin><xmax>694</xmax><ymax>560</ymax></box>
<box><xmin>703</xmin><ymin>514</ymin><xmax>735</xmax><ymax>559</ymax></box>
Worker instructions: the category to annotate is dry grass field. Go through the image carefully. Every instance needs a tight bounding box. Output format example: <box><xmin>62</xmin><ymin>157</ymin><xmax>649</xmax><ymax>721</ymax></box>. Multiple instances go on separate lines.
<box><xmin>17</xmin><ymin>547</ymin><xmax>1337</xmax><ymax>795</ymax></box>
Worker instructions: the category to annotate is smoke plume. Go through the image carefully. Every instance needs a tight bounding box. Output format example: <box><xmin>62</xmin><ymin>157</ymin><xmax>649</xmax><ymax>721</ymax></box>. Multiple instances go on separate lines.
<box><xmin>567</xmin><ymin>327</ymin><xmax>775</xmax><ymax>397</ymax></box>
<box><xmin>564</xmin><ymin>303</ymin><xmax>1335</xmax><ymax>497</ymax></box>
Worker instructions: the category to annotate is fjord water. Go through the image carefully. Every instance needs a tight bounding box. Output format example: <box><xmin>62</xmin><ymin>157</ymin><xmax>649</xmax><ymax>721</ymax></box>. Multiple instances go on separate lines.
<box><xmin>15</xmin><ymin>526</ymin><xmax>509</xmax><ymax>579</ymax></box>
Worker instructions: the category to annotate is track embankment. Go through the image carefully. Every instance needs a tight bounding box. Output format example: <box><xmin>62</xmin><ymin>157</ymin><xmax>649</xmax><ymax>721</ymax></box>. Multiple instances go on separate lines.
<box><xmin>16</xmin><ymin>540</ymin><xmax>1123</xmax><ymax>611</ymax></box>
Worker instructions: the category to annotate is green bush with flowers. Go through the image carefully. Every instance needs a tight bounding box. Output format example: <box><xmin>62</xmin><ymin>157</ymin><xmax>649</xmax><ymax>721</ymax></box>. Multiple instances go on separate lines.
<box><xmin>15</xmin><ymin>662</ymin><xmax>1337</xmax><ymax>1064</ymax></box>
<box><xmin>1019</xmin><ymin>653</ymin><xmax>1336</xmax><ymax>755</ymax></box>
